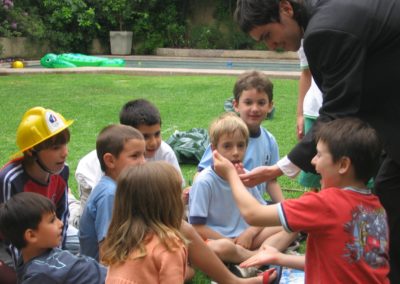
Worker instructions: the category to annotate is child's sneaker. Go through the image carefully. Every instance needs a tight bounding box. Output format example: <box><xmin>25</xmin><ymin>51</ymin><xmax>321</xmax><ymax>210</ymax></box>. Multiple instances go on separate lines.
<box><xmin>285</xmin><ymin>240</ymin><xmax>300</xmax><ymax>252</ymax></box>
<box><xmin>228</xmin><ymin>264</ymin><xmax>259</xmax><ymax>278</ymax></box>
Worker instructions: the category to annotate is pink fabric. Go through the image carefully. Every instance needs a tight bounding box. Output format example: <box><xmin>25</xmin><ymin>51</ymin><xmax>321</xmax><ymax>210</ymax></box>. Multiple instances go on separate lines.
<box><xmin>282</xmin><ymin>188</ymin><xmax>390</xmax><ymax>283</ymax></box>
<box><xmin>106</xmin><ymin>234</ymin><xmax>187</xmax><ymax>284</ymax></box>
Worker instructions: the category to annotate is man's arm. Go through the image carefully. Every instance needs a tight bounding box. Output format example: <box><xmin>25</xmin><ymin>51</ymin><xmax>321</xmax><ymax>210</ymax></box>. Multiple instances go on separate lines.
<box><xmin>290</xmin><ymin>31</ymin><xmax>367</xmax><ymax>172</ymax></box>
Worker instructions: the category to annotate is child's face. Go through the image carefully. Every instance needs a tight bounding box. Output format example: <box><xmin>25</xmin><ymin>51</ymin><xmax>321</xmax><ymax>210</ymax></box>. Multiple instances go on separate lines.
<box><xmin>136</xmin><ymin>124</ymin><xmax>162</xmax><ymax>159</ymax></box>
<box><xmin>114</xmin><ymin>138</ymin><xmax>146</xmax><ymax>177</ymax></box>
<box><xmin>214</xmin><ymin>131</ymin><xmax>247</xmax><ymax>166</ymax></box>
<box><xmin>311</xmin><ymin>141</ymin><xmax>341</xmax><ymax>189</ymax></box>
<box><xmin>37</xmin><ymin>144</ymin><xmax>68</xmax><ymax>173</ymax></box>
<box><xmin>33</xmin><ymin>212</ymin><xmax>63</xmax><ymax>249</ymax></box>
<box><xmin>233</xmin><ymin>88</ymin><xmax>273</xmax><ymax>133</ymax></box>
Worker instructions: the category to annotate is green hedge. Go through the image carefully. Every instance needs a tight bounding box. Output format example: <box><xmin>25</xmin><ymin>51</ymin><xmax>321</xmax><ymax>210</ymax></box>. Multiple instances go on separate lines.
<box><xmin>0</xmin><ymin>0</ymin><xmax>263</xmax><ymax>55</ymax></box>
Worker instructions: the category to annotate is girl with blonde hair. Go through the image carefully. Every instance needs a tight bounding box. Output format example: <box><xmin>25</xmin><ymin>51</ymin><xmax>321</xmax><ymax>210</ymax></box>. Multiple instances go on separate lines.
<box><xmin>101</xmin><ymin>161</ymin><xmax>187</xmax><ymax>283</ymax></box>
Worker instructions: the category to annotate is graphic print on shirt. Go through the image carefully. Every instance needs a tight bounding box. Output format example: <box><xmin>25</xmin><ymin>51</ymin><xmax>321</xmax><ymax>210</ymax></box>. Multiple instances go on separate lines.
<box><xmin>343</xmin><ymin>205</ymin><xmax>388</xmax><ymax>268</ymax></box>
<box><xmin>263</xmin><ymin>154</ymin><xmax>270</xmax><ymax>166</ymax></box>
<box><xmin>33</xmin><ymin>251</ymin><xmax>66</xmax><ymax>269</ymax></box>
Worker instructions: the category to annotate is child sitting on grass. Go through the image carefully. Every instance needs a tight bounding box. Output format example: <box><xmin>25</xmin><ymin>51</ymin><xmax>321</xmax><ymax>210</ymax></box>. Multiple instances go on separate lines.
<box><xmin>189</xmin><ymin>112</ymin><xmax>295</xmax><ymax>268</ymax></box>
<box><xmin>0</xmin><ymin>107</ymin><xmax>79</xmax><ymax>274</ymax></box>
<box><xmin>0</xmin><ymin>192</ymin><xmax>106</xmax><ymax>283</ymax></box>
<box><xmin>79</xmin><ymin>124</ymin><xmax>145</xmax><ymax>261</ymax></box>
<box><xmin>101</xmin><ymin>162</ymin><xmax>188</xmax><ymax>283</ymax></box>
<box><xmin>214</xmin><ymin>117</ymin><xmax>390</xmax><ymax>283</ymax></box>
<box><xmin>74</xmin><ymin>99</ymin><xmax>184</xmax><ymax>226</ymax></box>
<box><xmin>197</xmin><ymin>70</ymin><xmax>283</xmax><ymax>201</ymax></box>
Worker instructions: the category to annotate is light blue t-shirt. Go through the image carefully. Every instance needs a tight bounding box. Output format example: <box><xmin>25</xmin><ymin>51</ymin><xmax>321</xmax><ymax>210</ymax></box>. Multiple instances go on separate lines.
<box><xmin>198</xmin><ymin>127</ymin><xmax>279</xmax><ymax>196</ymax></box>
<box><xmin>79</xmin><ymin>175</ymin><xmax>116</xmax><ymax>261</ymax></box>
<box><xmin>188</xmin><ymin>167</ymin><xmax>266</xmax><ymax>238</ymax></box>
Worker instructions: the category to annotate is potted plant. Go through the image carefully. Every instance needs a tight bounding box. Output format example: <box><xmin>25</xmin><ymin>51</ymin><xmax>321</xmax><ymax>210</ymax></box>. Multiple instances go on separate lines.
<box><xmin>102</xmin><ymin>0</ymin><xmax>134</xmax><ymax>55</ymax></box>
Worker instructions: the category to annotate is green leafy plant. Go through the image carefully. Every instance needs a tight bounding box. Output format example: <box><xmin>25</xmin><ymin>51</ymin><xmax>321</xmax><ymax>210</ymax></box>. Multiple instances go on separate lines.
<box><xmin>189</xmin><ymin>24</ymin><xmax>224</xmax><ymax>49</ymax></box>
<box><xmin>0</xmin><ymin>1</ymin><xmax>45</xmax><ymax>38</ymax></box>
<box><xmin>40</xmin><ymin>0</ymin><xmax>99</xmax><ymax>52</ymax></box>
<box><xmin>100</xmin><ymin>0</ymin><xmax>134</xmax><ymax>31</ymax></box>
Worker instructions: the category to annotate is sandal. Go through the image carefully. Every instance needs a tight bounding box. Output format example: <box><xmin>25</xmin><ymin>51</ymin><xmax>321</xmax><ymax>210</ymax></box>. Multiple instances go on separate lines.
<box><xmin>259</xmin><ymin>265</ymin><xmax>283</xmax><ymax>284</ymax></box>
<box><xmin>260</xmin><ymin>268</ymin><xmax>276</xmax><ymax>284</ymax></box>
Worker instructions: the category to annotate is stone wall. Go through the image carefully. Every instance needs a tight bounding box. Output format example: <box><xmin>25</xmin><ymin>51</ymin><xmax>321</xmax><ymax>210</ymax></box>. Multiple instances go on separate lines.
<box><xmin>0</xmin><ymin>37</ymin><xmax>51</xmax><ymax>59</ymax></box>
<box><xmin>0</xmin><ymin>37</ymin><xmax>107</xmax><ymax>59</ymax></box>
<box><xmin>156</xmin><ymin>48</ymin><xmax>298</xmax><ymax>60</ymax></box>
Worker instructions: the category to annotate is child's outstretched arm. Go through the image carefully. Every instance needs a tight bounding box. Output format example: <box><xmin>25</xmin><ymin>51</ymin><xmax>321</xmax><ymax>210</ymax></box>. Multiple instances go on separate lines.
<box><xmin>213</xmin><ymin>150</ymin><xmax>281</xmax><ymax>227</ymax></box>
<box><xmin>240</xmin><ymin>244</ymin><xmax>305</xmax><ymax>271</ymax></box>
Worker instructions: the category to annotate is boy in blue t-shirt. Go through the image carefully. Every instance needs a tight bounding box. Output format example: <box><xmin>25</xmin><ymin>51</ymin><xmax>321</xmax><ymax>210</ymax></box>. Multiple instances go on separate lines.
<box><xmin>78</xmin><ymin>124</ymin><xmax>145</xmax><ymax>260</ymax></box>
<box><xmin>197</xmin><ymin>70</ymin><xmax>283</xmax><ymax>201</ymax></box>
<box><xmin>0</xmin><ymin>192</ymin><xmax>106</xmax><ymax>283</ymax></box>
<box><xmin>189</xmin><ymin>112</ymin><xmax>295</xmax><ymax>264</ymax></box>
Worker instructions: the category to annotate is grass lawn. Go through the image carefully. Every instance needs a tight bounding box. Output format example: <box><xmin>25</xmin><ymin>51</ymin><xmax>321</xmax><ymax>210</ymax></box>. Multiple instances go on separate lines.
<box><xmin>0</xmin><ymin>74</ymin><xmax>305</xmax><ymax>283</ymax></box>
<box><xmin>0</xmin><ymin>74</ymin><xmax>304</xmax><ymax>194</ymax></box>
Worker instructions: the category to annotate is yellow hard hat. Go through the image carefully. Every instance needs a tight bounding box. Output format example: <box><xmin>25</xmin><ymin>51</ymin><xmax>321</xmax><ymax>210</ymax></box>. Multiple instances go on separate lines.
<box><xmin>13</xmin><ymin>107</ymin><xmax>73</xmax><ymax>157</ymax></box>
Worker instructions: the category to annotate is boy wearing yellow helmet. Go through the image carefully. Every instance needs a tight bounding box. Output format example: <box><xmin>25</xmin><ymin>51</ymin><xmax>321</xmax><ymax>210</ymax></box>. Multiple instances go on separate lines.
<box><xmin>0</xmin><ymin>107</ymin><xmax>74</xmax><ymax>274</ymax></box>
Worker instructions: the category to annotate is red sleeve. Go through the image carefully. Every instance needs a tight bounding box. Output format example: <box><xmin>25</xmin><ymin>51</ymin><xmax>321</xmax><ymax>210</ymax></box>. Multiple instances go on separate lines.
<box><xmin>280</xmin><ymin>189</ymin><xmax>339</xmax><ymax>234</ymax></box>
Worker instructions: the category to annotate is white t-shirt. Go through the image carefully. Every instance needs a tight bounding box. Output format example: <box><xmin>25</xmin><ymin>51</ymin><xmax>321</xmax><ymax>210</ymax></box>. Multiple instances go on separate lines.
<box><xmin>298</xmin><ymin>40</ymin><xmax>323</xmax><ymax>118</ymax></box>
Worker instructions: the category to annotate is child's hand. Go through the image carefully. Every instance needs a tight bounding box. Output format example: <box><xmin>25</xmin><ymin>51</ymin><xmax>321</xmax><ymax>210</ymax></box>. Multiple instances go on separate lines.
<box><xmin>234</xmin><ymin>231</ymin><xmax>254</xmax><ymax>249</ymax></box>
<box><xmin>182</xmin><ymin>186</ymin><xmax>190</xmax><ymax>205</ymax></box>
<box><xmin>240</xmin><ymin>244</ymin><xmax>280</xmax><ymax>268</ymax></box>
<box><xmin>213</xmin><ymin>150</ymin><xmax>236</xmax><ymax>180</ymax></box>
<box><xmin>234</xmin><ymin>162</ymin><xmax>245</xmax><ymax>175</ymax></box>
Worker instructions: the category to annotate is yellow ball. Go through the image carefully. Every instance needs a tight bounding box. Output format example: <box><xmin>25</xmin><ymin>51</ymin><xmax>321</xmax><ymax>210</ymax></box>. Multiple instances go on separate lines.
<box><xmin>11</xmin><ymin>61</ymin><xmax>24</xmax><ymax>68</ymax></box>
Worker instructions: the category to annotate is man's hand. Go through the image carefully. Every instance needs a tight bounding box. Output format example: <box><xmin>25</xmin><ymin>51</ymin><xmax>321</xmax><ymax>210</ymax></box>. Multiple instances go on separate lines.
<box><xmin>239</xmin><ymin>165</ymin><xmax>282</xmax><ymax>187</ymax></box>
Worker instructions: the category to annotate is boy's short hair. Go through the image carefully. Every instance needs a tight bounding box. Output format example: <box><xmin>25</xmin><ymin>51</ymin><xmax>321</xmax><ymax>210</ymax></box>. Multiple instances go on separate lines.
<box><xmin>23</xmin><ymin>130</ymin><xmax>70</xmax><ymax>164</ymax></box>
<box><xmin>209</xmin><ymin>112</ymin><xmax>249</xmax><ymax>147</ymax></box>
<box><xmin>233</xmin><ymin>70</ymin><xmax>273</xmax><ymax>102</ymax></box>
<box><xmin>34</xmin><ymin>130</ymin><xmax>70</xmax><ymax>151</ymax></box>
<box><xmin>0</xmin><ymin>192</ymin><xmax>55</xmax><ymax>250</ymax></box>
<box><xmin>315</xmin><ymin>118</ymin><xmax>382</xmax><ymax>183</ymax></box>
<box><xmin>96</xmin><ymin>124</ymin><xmax>144</xmax><ymax>172</ymax></box>
<box><xmin>119</xmin><ymin>99</ymin><xmax>161</xmax><ymax>128</ymax></box>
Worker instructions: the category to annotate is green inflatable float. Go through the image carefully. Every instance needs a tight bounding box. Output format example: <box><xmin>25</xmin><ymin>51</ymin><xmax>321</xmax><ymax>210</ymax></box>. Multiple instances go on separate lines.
<box><xmin>40</xmin><ymin>53</ymin><xmax>125</xmax><ymax>68</ymax></box>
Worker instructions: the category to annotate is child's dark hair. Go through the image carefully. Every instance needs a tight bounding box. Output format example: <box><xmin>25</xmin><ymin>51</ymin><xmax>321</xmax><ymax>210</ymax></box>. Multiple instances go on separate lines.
<box><xmin>0</xmin><ymin>192</ymin><xmax>55</xmax><ymax>249</ymax></box>
<box><xmin>34</xmin><ymin>129</ymin><xmax>71</xmax><ymax>151</ymax></box>
<box><xmin>233</xmin><ymin>70</ymin><xmax>273</xmax><ymax>102</ymax></box>
<box><xmin>96</xmin><ymin>124</ymin><xmax>144</xmax><ymax>172</ymax></box>
<box><xmin>23</xmin><ymin>129</ymin><xmax>70</xmax><ymax>164</ymax></box>
<box><xmin>315</xmin><ymin>118</ymin><xmax>382</xmax><ymax>183</ymax></box>
<box><xmin>119</xmin><ymin>99</ymin><xmax>161</xmax><ymax>128</ymax></box>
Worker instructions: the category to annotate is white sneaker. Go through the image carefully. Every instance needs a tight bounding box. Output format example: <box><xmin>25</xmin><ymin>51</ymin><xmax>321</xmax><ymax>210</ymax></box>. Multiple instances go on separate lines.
<box><xmin>233</xmin><ymin>265</ymin><xmax>259</xmax><ymax>278</ymax></box>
